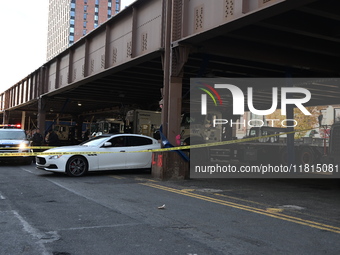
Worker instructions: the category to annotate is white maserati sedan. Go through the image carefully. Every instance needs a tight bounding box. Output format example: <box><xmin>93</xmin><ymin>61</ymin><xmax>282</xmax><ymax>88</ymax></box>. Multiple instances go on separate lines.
<box><xmin>36</xmin><ymin>134</ymin><xmax>160</xmax><ymax>177</ymax></box>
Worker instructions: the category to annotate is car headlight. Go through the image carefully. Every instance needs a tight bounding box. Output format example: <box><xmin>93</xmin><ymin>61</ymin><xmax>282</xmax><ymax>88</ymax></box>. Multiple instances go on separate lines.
<box><xmin>48</xmin><ymin>155</ymin><xmax>63</xmax><ymax>160</ymax></box>
<box><xmin>19</xmin><ymin>143</ymin><xmax>27</xmax><ymax>149</ymax></box>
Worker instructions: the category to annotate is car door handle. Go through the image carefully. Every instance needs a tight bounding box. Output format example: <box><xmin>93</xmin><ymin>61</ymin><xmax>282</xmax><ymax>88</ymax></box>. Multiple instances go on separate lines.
<box><xmin>120</xmin><ymin>150</ymin><xmax>125</xmax><ymax>152</ymax></box>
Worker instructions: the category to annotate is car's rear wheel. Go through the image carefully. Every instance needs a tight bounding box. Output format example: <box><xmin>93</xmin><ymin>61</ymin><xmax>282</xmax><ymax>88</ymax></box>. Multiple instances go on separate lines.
<box><xmin>66</xmin><ymin>156</ymin><xmax>88</xmax><ymax>177</ymax></box>
<box><xmin>299</xmin><ymin>147</ymin><xmax>315</xmax><ymax>165</ymax></box>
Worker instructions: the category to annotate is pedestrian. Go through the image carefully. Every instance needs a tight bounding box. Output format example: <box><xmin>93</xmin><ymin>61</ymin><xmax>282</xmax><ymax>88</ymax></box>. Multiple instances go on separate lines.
<box><xmin>31</xmin><ymin>128</ymin><xmax>44</xmax><ymax>163</ymax></box>
<box><xmin>32</xmin><ymin>128</ymin><xmax>44</xmax><ymax>149</ymax></box>
<box><xmin>26</xmin><ymin>130</ymin><xmax>32</xmax><ymax>140</ymax></box>
<box><xmin>47</xmin><ymin>129</ymin><xmax>60</xmax><ymax>146</ymax></box>
<box><xmin>83</xmin><ymin>129</ymin><xmax>90</xmax><ymax>141</ymax></box>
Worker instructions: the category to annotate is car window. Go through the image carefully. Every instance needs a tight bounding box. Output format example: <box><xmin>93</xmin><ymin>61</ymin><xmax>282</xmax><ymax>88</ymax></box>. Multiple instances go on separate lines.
<box><xmin>81</xmin><ymin>136</ymin><xmax>108</xmax><ymax>146</ymax></box>
<box><xmin>0</xmin><ymin>130</ymin><xmax>26</xmax><ymax>140</ymax></box>
<box><xmin>126</xmin><ymin>136</ymin><xmax>152</xmax><ymax>146</ymax></box>
<box><xmin>249</xmin><ymin>129</ymin><xmax>258</xmax><ymax>137</ymax></box>
<box><xmin>108</xmin><ymin>136</ymin><xmax>126</xmax><ymax>147</ymax></box>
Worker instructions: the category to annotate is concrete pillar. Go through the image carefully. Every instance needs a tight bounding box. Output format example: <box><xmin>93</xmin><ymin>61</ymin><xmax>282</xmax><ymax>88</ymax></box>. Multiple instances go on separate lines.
<box><xmin>37</xmin><ymin>97</ymin><xmax>46</xmax><ymax>136</ymax></box>
<box><xmin>158</xmin><ymin>73</ymin><xmax>188</xmax><ymax>179</ymax></box>
<box><xmin>161</xmin><ymin>0</ymin><xmax>172</xmax><ymax>140</ymax></box>
<box><xmin>166</xmin><ymin>76</ymin><xmax>183</xmax><ymax>144</ymax></box>
<box><xmin>155</xmin><ymin>0</ymin><xmax>190</xmax><ymax>179</ymax></box>
<box><xmin>152</xmin><ymin>151</ymin><xmax>189</xmax><ymax>180</ymax></box>
<box><xmin>286</xmin><ymin>74</ymin><xmax>295</xmax><ymax>165</ymax></box>
<box><xmin>75</xmin><ymin>115</ymin><xmax>84</xmax><ymax>142</ymax></box>
<box><xmin>286</xmin><ymin>104</ymin><xmax>295</xmax><ymax>165</ymax></box>
<box><xmin>21</xmin><ymin>111</ymin><xmax>26</xmax><ymax>130</ymax></box>
<box><xmin>2</xmin><ymin>111</ymin><xmax>8</xmax><ymax>124</ymax></box>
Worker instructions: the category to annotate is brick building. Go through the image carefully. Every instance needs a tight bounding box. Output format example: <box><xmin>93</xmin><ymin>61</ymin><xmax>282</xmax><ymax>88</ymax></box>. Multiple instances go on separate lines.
<box><xmin>47</xmin><ymin>0</ymin><xmax>121</xmax><ymax>61</ymax></box>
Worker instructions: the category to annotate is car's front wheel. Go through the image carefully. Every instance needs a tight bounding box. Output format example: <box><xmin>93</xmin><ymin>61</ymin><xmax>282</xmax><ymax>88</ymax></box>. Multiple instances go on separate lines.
<box><xmin>66</xmin><ymin>156</ymin><xmax>88</xmax><ymax>177</ymax></box>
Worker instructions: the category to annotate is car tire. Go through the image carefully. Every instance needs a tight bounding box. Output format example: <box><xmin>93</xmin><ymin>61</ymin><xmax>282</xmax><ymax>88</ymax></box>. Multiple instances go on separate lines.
<box><xmin>299</xmin><ymin>147</ymin><xmax>315</xmax><ymax>165</ymax></box>
<box><xmin>66</xmin><ymin>156</ymin><xmax>88</xmax><ymax>177</ymax></box>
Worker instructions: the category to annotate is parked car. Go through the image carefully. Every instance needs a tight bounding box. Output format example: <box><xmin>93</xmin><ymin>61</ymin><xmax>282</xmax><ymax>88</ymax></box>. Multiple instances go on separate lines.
<box><xmin>36</xmin><ymin>134</ymin><xmax>160</xmax><ymax>177</ymax></box>
<box><xmin>304</xmin><ymin>129</ymin><xmax>322</xmax><ymax>138</ymax></box>
<box><xmin>0</xmin><ymin>128</ymin><xmax>32</xmax><ymax>164</ymax></box>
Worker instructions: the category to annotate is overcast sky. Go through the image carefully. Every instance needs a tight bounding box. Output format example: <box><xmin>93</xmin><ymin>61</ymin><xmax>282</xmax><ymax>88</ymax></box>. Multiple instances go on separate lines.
<box><xmin>0</xmin><ymin>0</ymin><xmax>135</xmax><ymax>93</ymax></box>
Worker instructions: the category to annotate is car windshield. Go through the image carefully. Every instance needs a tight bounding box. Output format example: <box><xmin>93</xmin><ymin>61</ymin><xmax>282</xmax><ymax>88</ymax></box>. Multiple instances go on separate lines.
<box><xmin>80</xmin><ymin>136</ymin><xmax>109</xmax><ymax>147</ymax></box>
<box><xmin>0</xmin><ymin>131</ymin><xmax>26</xmax><ymax>140</ymax></box>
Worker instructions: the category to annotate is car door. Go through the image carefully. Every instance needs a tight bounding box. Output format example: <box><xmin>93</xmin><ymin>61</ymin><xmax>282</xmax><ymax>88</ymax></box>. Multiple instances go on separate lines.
<box><xmin>96</xmin><ymin>136</ymin><xmax>127</xmax><ymax>170</ymax></box>
<box><xmin>124</xmin><ymin>136</ymin><xmax>156</xmax><ymax>169</ymax></box>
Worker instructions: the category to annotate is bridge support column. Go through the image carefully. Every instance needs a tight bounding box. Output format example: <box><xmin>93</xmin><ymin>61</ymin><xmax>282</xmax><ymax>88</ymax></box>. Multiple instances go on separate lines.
<box><xmin>286</xmin><ymin>103</ymin><xmax>295</xmax><ymax>165</ymax></box>
<box><xmin>155</xmin><ymin>75</ymin><xmax>189</xmax><ymax>180</ymax></box>
<box><xmin>21</xmin><ymin>111</ymin><xmax>26</xmax><ymax>130</ymax></box>
<box><xmin>152</xmin><ymin>151</ymin><xmax>189</xmax><ymax>180</ymax></box>
<box><xmin>285</xmin><ymin>74</ymin><xmax>295</xmax><ymax>166</ymax></box>
<box><xmin>2</xmin><ymin>111</ymin><xmax>9</xmax><ymax>124</ymax></box>
<box><xmin>156</xmin><ymin>0</ymin><xmax>190</xmax><ymax>180</ymax></box>
<box><xmin>37</xmin><ymin>97</ymin><xmax>46</xmax><ymax>136</ymax></box>
<box><xmin>75</xmin><ymin>115</ymin><xmax>84</xmax><ymax>142</ymax></box>
<box><xmin>164</xmin><ymin>76</ymin><xmax>183</xmax><ymax>144</ymax></box>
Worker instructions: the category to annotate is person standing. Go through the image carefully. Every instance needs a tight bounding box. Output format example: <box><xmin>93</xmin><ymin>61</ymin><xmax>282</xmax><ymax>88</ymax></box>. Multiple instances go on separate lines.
<box><xmin>26</xmin><ymin>130</ymin><xmax>32</xmax><ymax>140</ymax></box>
<box><xmin>32</xmin><ymin>129</ymin><xmax>44</xmax><ymax>148</ymax></box>
<box><xmin>47</xmin><ymin>129</ymin><xmax>60</xmax><ymax>146</ymax></box>
<box><xmin>31</xmin><ymin>128</ymin><xmax>44</xmax><ymax>163</ymax></box>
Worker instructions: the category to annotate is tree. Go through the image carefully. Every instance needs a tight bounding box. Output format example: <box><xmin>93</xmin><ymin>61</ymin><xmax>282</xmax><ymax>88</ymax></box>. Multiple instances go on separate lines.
<box><xmin>266</xmin><ymin>106</ymin><xmax>321</xmax><ymax>138</ymax></box>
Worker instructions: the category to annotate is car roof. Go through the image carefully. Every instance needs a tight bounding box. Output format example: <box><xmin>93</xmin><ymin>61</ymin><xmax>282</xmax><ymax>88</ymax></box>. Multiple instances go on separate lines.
<box><xmin>0</xmin><ymin>129</ymin><xmax>25</xmax><ymax>132</ymax></box>
<box><xmin>101</xmin><ymin>133</ymin><xmax>153</xmax><ymax>137</ymax></box>
<box><xmin>95</xmin><ymin>133</ymin><xmax>157</xmax><ymax>140</ymax></box>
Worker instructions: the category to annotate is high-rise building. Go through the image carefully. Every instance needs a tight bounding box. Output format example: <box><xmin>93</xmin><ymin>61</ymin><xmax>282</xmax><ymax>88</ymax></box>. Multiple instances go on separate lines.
<box><xmin>47</xmin><ymin>0</ymin><xmax>121</xmax><ymax>61</ymax></box>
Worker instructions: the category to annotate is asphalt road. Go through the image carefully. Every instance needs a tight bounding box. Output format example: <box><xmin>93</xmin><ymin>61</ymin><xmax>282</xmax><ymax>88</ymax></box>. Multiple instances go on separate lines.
<box><xmin>0</xmin><ymin>162</ymin><xmax>339</xmax><ymax>255</ymax></box>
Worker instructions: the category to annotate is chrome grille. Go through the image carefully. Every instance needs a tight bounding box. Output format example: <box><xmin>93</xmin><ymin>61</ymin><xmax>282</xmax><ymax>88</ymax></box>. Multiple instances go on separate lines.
<box><xmin>36</xmin><ymin>157</ymin><xmax>46</xmax><ymax>165</ymax></box>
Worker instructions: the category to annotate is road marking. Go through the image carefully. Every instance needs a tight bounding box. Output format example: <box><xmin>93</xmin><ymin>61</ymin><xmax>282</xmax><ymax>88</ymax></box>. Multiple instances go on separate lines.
<box><xmin>146</xmin><ymin>178</ymin><xmax>159</xmax><ymax>182</ymax></box>
<box><xmin>110</xmin><ymin>176</ymin><xmax>158</xmax><ymax>182</ymax></box>
<box><xmin>134</xmin><ymin>177</ymin><xmax>159</xmax><ymax>182</ymax></box>
<box><xmin>21</xmin><ymin>167</ymin><xmax>33</xmax><ymax>173</ymax></box>
<box><xmin>141</xmin><ymin>183</ymin><xmax>340</xmax><ymax>234</ymax></box>
<box><xmin>110</xmin><ymin>176</ymin><xmax>126</xmax><ymax>179</ymax></box>
<box><xmin>181</xmin><ymin>189</ymin><xmax>196</xmax><ymax>192</ymax></box>
<box><xmin>12</xmin><ymin>210</ymin><xmax>56</xmax><ymax>254</ymax></box>
<box><xmin>57</xmin><ymin>222</ymin><xmax>143</xmax><ymax>231</ymax></box>
<box><xmin>216</xmin><ymin>192</ymin><xmax>340</xmax><ymax>225</ymax></box>
<box><xmin>266</xmin><ymin>208</ymin><xmax>284</xmax><ymax>213</ymax></box>
<box><xmin>214</xmin><ymin>193</ymin><xmax>268</xmax><ymax>207</ymax></box>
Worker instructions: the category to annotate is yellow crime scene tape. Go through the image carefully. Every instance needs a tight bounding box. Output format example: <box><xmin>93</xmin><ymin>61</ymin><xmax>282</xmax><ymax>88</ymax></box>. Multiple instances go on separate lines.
<box><xmin>0</xmin><ymin>128</ymin><xmax>316</xmax><ymax>157</ymax></box>
<box><xmin>0</xmin><ymin>146</ymin><xmax>55</xmax><ymax>150</ymax></box>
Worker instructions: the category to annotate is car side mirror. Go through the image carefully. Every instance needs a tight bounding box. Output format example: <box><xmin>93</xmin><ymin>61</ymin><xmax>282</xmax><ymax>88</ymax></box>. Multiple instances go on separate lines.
<box><xmin>103</xmin><ymin>142</ymin><xmax>112</xmax><ymax>147</ymax></box>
